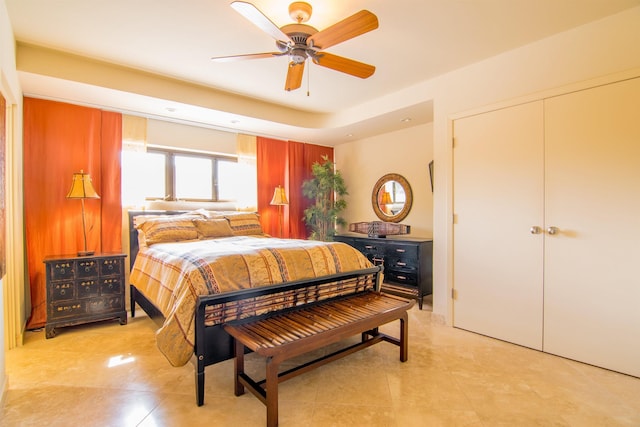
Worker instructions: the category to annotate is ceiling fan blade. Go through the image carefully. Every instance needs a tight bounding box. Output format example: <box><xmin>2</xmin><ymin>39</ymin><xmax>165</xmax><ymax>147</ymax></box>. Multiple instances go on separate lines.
<box><xmin>312</xmin><ymin>52</ymin><xmax>375</xmax><ymax>79</ymax></box>
<box><xmin>285</xmin><ymin>61</ymin><xmax>305</xmax><ymax>91</ymax></box>
<box><xmin>307</xmin><ymin>10</ymin><xmax>378</xmax><ymax>50</ymax></box>
<box><xmin>231</xmin><ymin>1</ymin><xmax>292</xmax><ymax>43</ymax></box>
<box><xmin>211</xmin><ymin>52</ymin><xmax>283</xmax><ymax>62</ymax></box>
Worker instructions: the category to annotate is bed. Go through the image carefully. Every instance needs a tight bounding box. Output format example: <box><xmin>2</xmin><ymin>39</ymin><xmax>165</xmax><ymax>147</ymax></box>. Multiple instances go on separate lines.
<box><xmin>127</xmin><ymin>209</ymin><xmax>380</xmax><ymax>403</ymax></box>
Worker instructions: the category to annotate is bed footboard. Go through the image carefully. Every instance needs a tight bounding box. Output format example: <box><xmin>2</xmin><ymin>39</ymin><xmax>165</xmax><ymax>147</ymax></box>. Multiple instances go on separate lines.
<box><xmin>193</xmin><ymin>265</ymin><xmax>383</xmax><ymax>406</ymax></box>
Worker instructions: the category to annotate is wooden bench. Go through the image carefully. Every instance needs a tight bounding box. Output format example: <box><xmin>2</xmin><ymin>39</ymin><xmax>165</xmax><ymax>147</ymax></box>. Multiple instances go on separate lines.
<box><xmin>199</xmin><ymin>266</ymin><xmax>414</xmax><ymax>427</ymax></box>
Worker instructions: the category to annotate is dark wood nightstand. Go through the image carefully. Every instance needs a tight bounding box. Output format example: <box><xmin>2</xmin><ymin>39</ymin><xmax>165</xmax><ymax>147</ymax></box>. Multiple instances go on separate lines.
<box><xmin>44</xmin><ymin>253</ymin><xmax>127</xmax><ymax>338</ymax></box>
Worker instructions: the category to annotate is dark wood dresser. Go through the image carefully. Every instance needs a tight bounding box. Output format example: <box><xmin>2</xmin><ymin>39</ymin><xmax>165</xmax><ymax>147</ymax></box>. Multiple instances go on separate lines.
<box><xmin>335</xmin><ymin>234</ymin><xmax>433</xmax><ymax>309</ymax></box>
<box><xmin>44</xmin><ymin>253</ymin><xmax>127</xmax><ymax>338</ymax></box>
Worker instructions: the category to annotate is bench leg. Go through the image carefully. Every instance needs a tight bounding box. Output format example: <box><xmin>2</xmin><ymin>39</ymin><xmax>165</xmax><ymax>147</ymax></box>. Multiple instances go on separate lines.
<box><xmin>265</xmin><ymin>356</ymin><xmax>280</xmax><ymax>427</ymax></box>
<box><xmin>196</xmin><ymin>360</ymin><xmax>205</xmax><ymax>406</ymax></box>
<box><xmin>361</xmin><ymin>327</ymin><xmax>379</xmax><ymax>342</ymax></box>
<box><xmin>234</xmin><ymin>339</ymin><xmax>246</xmax><ymax>396</ymax></box>
<box><xmin>400</xmin><ymin>313</ymin><xmax>409</xmax><ymax>362</ymax></box>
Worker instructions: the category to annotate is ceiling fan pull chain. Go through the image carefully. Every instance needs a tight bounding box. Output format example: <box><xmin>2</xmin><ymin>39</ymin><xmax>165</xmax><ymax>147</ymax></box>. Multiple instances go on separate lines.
<box><xmin>307</xmin><ymin>61</ymin><xmax>311</xmax><ymax>96</ymax></box>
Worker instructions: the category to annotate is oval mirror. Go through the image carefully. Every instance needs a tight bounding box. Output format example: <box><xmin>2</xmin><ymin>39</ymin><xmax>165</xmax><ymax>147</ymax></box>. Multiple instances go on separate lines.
<box><xmin>371</xmin><ymin>173</ymin><xmax>413</xmax><ymax>222</ymax></box>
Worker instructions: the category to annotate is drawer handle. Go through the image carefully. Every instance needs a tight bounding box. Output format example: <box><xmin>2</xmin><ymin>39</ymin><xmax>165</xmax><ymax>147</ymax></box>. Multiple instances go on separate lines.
<box><xmin>364</xmin><ymin>245</ymin><xmax>374</xmax><ymax>249</ymax></box>
<box><xmin>397</xmin><ymin>262</ymin><xmax>407</xmax><ymax>266</ymax></box>
<box><xmin>395</xmin><ymin>249</ymin><xmax>406</xmax><ymax>253</ymax></box>
<box><xmin>60</xmin><ymin>290</ymin><xmax>66</xmax><ymax>295</ymax></box>
<box><xmin>108</xmin><ymin>265</ymin><xmax>114</xmax><ymax>271</ymax></box>
<box><xmin>60</xmin><ymin>268</ymin><xmax>66</xmax><ymax>275</ymax></box>
<box><xmin>397</xmin><ymin>275</ymin><xmax>407</xmax><ymax>280</ymax></box>
<box><xmin>85</xmin><ymin>267</ymin><xmax>91</xmax><ymax>273</ymax></box>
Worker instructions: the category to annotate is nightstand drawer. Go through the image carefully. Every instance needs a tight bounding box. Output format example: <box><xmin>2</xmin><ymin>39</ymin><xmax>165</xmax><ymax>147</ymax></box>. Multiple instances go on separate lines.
<box><xmin>100</xmin><ymin>277</ymin><xmax>122</xmax><ymax>295</ymax></box>
<box><xmin>78</xmin><ymin>279</ymin><xmax>99</xmax><ymax>297</ymax></box>
<box><xmin>100</xmin><ymin>258</ymin><xmax>123</xmax><ymax>276</ymax></box>
<box><xmin>77</xmin><ymin>259</ymin><xmax>99</xmax><ymax>278</ymax></box>
<box><xmin>50</xmin><ymin>301</ymin><xmax>85</xmax><ymax>319</ymax></box>
<box><xmin>51</xmin><ymin>282</ymin><xmax>75</xmax><ymax>301</ymax></box>
<box><xmin>50</xmin><ymin>261</ymin><xmax>74</xmax><ymax>280</ymax></box>
<box><xmin>87</xmin><ymin>296</ymin><xmax>123</xmax><ymax>313</ymax></box>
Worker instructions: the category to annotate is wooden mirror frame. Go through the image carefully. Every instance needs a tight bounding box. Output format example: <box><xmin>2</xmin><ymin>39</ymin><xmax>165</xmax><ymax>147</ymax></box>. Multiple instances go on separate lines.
<box><xmin>371</xmin><ymin>173</ymin><xmax>413</xmax><ymax>223</ymax></box>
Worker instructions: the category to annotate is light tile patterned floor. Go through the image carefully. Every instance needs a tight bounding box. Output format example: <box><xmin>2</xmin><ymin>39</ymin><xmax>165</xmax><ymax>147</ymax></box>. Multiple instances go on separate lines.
<box><xmin>2</xmin><ymin>297</ymin><xmax>639</xmax><ymax>426</ymax></box>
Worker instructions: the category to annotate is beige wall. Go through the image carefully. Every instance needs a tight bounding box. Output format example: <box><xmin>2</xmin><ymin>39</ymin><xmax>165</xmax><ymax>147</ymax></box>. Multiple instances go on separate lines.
<box><xmin>147</xmin><ymin>119</ymin><xmax>237</xmax><ymax>155</ymax></box>
<box><xmin>335</xmin><ymin>122</ymin><xmax>433</xmax><ymax>238</ymax></box>
<box><xmin>429</xmin><ymin>6</ymin><xmax>640</xmax><ymax>321</ymax></box>
<box><xmin>334</xmin><ymin>6</ymin><xmax>640</xmax><ymax>323</ymax></box>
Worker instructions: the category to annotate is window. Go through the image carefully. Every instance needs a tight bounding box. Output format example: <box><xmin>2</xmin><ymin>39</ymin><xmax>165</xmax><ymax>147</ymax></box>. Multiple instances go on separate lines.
<box><xmin>122</xmin><ymin>148</ymin><xmax>245</xmax><ymax>203</ymax></box>
<box><xmin>174</xmin><ymin>154</ymin><xmax>213</xmax><ymax>200</ymax></box>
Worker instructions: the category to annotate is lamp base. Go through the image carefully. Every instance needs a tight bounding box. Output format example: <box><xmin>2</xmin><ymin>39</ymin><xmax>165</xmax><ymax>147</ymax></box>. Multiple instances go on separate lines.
<box><xmin>77</xmin><ymin>250</ymin><xmax>95</xmax><ymax>257</ymax></box>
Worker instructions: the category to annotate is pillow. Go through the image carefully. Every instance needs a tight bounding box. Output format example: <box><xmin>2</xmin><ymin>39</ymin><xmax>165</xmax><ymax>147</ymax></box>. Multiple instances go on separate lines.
<box><xmin>136</xmin><ymin>215</ymin><xmax>198</xmax><ymax>245</ymax></box>
<box><xmin>193</xmin><ymin>218</ymin><xmax>234</xmax><ymax>239</ymax></box>
<box><xmin>133</xmin><ymin>214</ymin><xmax>172</xmax><ymax>248</ymax></box>
<box><xmin>224</xmin><ymin>213</ymin><xmax>264</xmax><ymax>236</ymax></box>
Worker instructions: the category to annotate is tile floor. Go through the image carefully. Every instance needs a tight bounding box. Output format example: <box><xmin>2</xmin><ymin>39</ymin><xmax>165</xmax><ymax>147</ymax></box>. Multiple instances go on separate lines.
<box><xmin>2</xmin><ymin>297</ymin><xmax>640</xmax><ymax>426</ymax></box>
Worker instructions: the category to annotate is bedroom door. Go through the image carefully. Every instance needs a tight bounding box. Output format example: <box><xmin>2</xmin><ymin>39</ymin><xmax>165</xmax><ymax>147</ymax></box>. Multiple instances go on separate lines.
<box><xmin>543</xmin><ymin>77</ymin><xmax>640</xmax><ymax>377</ymax></box>
<box><xmin>452</xmin><ymin>101</ymin><xmax>545</xmax><ymax>350</ymax></box>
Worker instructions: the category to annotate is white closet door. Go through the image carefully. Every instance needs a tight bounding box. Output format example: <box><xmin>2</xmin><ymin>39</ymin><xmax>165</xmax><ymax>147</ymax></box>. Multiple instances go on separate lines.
<box><xmin>544</xmin><ymin>77</ymin><xmax>640</xmax><ymax>377</ymax></box>
<box><xmin>453</xmin><ymin>101</ymin><xmax>545</xmax><ymax>350</ymax></box>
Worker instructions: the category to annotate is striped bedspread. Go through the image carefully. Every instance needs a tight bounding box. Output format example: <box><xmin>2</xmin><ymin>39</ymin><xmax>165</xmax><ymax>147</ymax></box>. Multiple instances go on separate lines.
<box><xmin>129</xmin><ymin>236</ymin><xmax>372</xmax><ymax>366</ymax></box>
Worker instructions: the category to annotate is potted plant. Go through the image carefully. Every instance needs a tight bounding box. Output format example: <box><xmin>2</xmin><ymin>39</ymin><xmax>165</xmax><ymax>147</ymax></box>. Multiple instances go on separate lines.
<box><xmin>302</xmin><ymin>155</ymin><xmax>348</xmax><ymax>241</ymax></box>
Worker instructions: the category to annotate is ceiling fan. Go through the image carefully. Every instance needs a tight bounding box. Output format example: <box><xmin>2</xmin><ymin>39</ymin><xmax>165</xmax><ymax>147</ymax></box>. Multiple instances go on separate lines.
<box><xmin>212</xmin><ymin>1</ymin><xmax>379</xmax><ymax>91</ymax></box>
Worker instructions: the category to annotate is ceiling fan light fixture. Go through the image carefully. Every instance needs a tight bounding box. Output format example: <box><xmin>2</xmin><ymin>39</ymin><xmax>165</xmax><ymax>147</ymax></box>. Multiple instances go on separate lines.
<box><xmin>289</xmin><ymin>2</ymin><xmax>312</xmax><ymax>23</ymax></box>
<box><xmin>290</xmin><ymin>47</ymin><xmax>308</xmax><ymax>64</ymax></box>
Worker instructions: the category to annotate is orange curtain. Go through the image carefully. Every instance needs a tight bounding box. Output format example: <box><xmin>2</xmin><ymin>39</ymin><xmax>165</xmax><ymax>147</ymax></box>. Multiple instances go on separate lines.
<box><xmin>287</xmin><ymin>141</ymin><xmax>306</xmax><ymax>239</ymax></box>
<box><xmin>256</xmin><ymin>137</ymin><xmax>333</xmax><ymax>240</ymax></box>
<box><xmin>288</xmin><ymin>141</ymin><xmax>333</xmax><ymax>239</ymax></box>
<box><xmin>100</xmin><ymin>111</ymin><xmax>123</xmax><ymax>251</ymax></box>
<box><xmin>256</xmin><ymin>137</ymin><xmax>288</xmax><ymax>237</ymax></box>
<box><xmin>24</xmin><ymin>98</ymin><xmax>122</xmax><ymax>329</ymax></box>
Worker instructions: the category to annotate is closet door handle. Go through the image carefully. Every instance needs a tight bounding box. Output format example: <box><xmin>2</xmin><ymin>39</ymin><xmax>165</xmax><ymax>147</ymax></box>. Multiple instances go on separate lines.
<box><xmin>547</xmin><ymin>226</ymin><xmax>559</xmax><ymax>235</ymax></box>
<box><xmin>530</xmin><ymin>226</ymin><xmax>541</xmax><ymax>234</ymax></box>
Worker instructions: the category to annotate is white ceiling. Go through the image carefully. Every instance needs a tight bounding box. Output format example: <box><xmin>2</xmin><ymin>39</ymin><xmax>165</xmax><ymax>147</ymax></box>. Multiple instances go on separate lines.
<box><xmin>6</xmin><ymin>0</ymin><xmax>640</xmax><ymax>145</ymax></box>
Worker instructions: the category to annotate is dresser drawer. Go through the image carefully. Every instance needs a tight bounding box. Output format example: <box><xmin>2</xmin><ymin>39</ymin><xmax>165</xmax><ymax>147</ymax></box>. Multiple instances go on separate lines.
<box><xmin>386</xmin><ymin>257</ymin><xmax>418</xmax><ymax>271</ymax></box>
<box><xmin>385</xmin><ymin>270</ymin><xmax>418</xmax><ymax>286</ymax></box>
<box><xmin>384</xmin><ymin>244</ymin><xmax>419</xmax><ymax>259</ymax></box>
<box><xmin>352</xmin><ymin>241</ymin><xmax>384</xmax><ymax>257</ymax></box>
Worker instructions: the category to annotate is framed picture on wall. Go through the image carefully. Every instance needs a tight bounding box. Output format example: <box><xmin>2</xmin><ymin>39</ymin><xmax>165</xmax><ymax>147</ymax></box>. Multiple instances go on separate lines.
<box><xmin>428</xmin><ymin>160</ymin><xmax>434</xmax><ymax>193</ymax></box>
